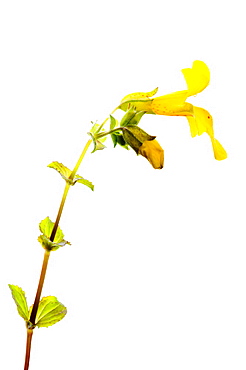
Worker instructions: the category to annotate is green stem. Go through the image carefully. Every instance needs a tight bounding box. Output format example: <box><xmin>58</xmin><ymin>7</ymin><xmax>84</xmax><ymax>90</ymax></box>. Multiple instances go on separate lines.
<box><xmin>69</xmin><ymin>139</ymin><xmax>92</xmax><ymax>181</ymax></box>
<box><xmin>50</xmin><ymin>182</ymin><xmax>70</xmax><ymax>242</ymax></box>
<box><xmin>24</xmin><ymin>329</ymin><xmax>33</xmax><ymax>370</ymax></box>
<box><xmin>99</xmin><ymin>106</ymin><xmax>119</xmax><ymax>128</ymax></box>
<box><xmin>96</xmin><ymin>126</ymin><xmax>124</xmax><ymax>139</ymax></box>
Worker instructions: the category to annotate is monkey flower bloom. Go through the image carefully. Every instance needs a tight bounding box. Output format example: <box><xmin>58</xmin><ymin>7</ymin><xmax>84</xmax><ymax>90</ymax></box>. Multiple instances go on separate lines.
<box><xmin>139</xmin><ymin>139</ymin><xmax>164</xmax><ymax>169</ymax></box>
<box><xmin>120</xmin><ymin>61</ymin><xmax>227</xmax><ymax>161</ymax></box>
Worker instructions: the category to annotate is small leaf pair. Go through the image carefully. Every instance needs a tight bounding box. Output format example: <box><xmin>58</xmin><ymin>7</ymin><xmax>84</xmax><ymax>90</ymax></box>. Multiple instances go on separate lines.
<box><xmin>8</xmin><ymin>285</ymin><xmax>67</xmax><ymax>328</ymax></box>
<box><xmin>88</xmin><ymin>122</ymin><xmax>107</xmax><ymax>153</ymax></box>
<box><xmin>38</xmin><ymin>217</ymin><xmax>70</xmax><ymax>251</ymax></box>
<box><xmin>48</xmin><ymin>161</ymin><xmax>94</xmax><ymax>190</ymax></box>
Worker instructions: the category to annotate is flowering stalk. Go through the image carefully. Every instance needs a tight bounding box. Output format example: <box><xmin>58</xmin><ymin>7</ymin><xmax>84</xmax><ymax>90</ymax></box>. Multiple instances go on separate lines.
<box><xmin>8</xmin><ymin>60</ymin><xmax>227</xmax><ymax>370</ymax></box>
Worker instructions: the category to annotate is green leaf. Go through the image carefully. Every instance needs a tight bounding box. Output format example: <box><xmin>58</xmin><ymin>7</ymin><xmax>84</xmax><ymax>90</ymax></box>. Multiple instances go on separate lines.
<box><xmin>38</xmin><ymin>217</ymin><xmax>70</xmax><ymax>251</ymax></box>
<box><xmin>74</xmin><ymin>175</ymin><xmax>94</xmax><ymax>190</ymax></box>
<box><xmin>38</xmin><ymin>234</ymin><xmax>70</xmax><ymax>251</ymax></box>
<box><xmin>48</xmin><ymin>162</ymin><xmax>73</xmax><ymax>183</ymax></box>
<box><xmin>35</xmin><ymin>296</ymin><xmax>67</xmax><ymax>328</ymax></box>
<box><xmin>39</xmin><ymin>217</ymin><xmax>64</xmax><ymax>243</ymax></box>
<box><xmin>8</xmin><ymin>285</ymin><xmax>29</xmax><ymax>321</ymax></box>
<box><xmin>48</xmin><ymin>162</ymin><xmax>94</xmax><ymax>190</ymax></box>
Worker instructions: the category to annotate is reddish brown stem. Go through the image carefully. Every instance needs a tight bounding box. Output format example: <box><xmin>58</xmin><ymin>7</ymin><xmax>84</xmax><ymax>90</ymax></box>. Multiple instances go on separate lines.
<box><xmin>29</xmin><ymin>250</ymin><xmax>50</xmax><ymax>325</ymax></box>
<box><xmin>24</xmin><ymin>329</ymin><xmax>33</xmax><ymax>370</ymax></box>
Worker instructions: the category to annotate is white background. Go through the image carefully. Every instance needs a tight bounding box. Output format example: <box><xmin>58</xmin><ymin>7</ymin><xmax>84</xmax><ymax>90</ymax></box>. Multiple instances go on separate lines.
<box><xmin>0</xmin><ymin>1</ymin><xmax>245</xmax><ymax>369</ymax></box>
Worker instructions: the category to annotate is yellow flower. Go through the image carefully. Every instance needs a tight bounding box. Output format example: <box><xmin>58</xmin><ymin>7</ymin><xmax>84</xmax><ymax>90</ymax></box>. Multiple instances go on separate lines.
<box><xmin>138</xmin><ymin>139</ymin><xmax>164</xmax><ymax>169</ymax></box>
<box><xmin>121</xmin><ymin>61</ymin><xmax>227</xmax><ymax>161</ymax></box>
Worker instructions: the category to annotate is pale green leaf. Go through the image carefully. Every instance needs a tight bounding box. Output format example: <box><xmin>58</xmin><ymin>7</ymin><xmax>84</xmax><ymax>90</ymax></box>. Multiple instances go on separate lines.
<box><xmin>39</xmin><ymin>217</ymin><xmax>64</xmax><ymax>244</ymax></box>
<box><xmin>8</xmin><ymin>284</ymin><xmax>29</xmax><ymax>321</ymax></box>
<box><xmin>38</xmin><ymin>235</ymin><xmax>71</xmax><ymax>251</ymax></box>
<box><xmin>74</xmin><ymin>175</ymin><xmax>94</xmax><ymax>190</ymax></box>
<box><xmin>48</xmin><ymin>162</ymin><xmax>71</xmax><ymax>180</ymax></box>
<box><xmin>38</xmin><ymin>217</ymin><xmax>70</xmax><ymax>251</ymax></box>
<box><xmin>48</xmin><ymin>161</ymin><xmax>94</xmax><ymax>189</ymax></box>
<box><xmin>35</xmin><ymin>296</ymin><xmax>67</xmax><ymax>328</ymax></box>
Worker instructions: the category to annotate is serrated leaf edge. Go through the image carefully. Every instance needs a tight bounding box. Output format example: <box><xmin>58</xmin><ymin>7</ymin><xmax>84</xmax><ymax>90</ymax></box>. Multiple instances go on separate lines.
<box><xmin>8</xmin><ymin>284</ymin><xmax>29</xmax><ymax>321</ymax></box>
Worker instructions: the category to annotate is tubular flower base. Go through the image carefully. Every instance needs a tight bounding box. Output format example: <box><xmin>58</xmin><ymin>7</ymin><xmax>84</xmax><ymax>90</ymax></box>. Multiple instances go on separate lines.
<box><xmin>120</xmin><ymin>61</ymin><xmax>227</xmax><ymax>161</ymax></box>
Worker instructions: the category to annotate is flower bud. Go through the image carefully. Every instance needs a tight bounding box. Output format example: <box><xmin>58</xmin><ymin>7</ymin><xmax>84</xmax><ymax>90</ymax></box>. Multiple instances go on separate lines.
<box><xmin>122</xmin><ymin>125</ymin><xmax>164</xmax><ymax>169</ymax></box>
<box><xmin>138</xmin><ymin>139</ymin><xmax>164</xmax><ymax>169</ymax></box>
<box><xmin>122</xmin><ymin>125</ymin><xmax>155</xmax><ymax>154</ymax></box>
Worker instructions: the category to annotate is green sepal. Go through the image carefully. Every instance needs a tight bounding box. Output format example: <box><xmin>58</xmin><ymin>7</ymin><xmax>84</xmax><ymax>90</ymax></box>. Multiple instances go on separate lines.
<box><xmin>120</xmin><ymin>108</ymin><xmax>146</xmax><ymax>127</ymax></box>
<box><xmin>38</xmin><ymin>217</ymin><xmax>71</xmax><ymax>251</ymax></box>
<box><xmin>110</xmin><ymin>123</ymin><xmax>129</xmax><ymax>149</ymax></box>
<box><xmin>48</xmin><ymin>162</ymin><xmax>94</xmax><ymax>190</ymax></box>
<box><xmin>88</xmin><ymin>132</ymin><xmax>106</xmax><ymax>153</ymax></box>
<box><xmin>127</xmin><ymin>111</ymin><xmax>146</xmax><ymax>126</ymax></box>
<box><xmin>120</xmin><ymin>107</ymin><xmax>136</xmax><ymax>126</ymax></box>
<box><xmin>110</xmin><ymin>115</ymin><xmax>118</xmax><ymax>130</ymax></box>
<box><xmin>33</xmin><ymin>296</ymin><xmax>67</xmax><ymax>328</ymax></box>
<box><xmin>8</xmin><ymin>284</ymin><xmax>29</xmax><ymax>321</ymax></box>
<box><xmin>112</xmin><ymin>133</ymin><xmax>129</xmax><ymax>149</ymax></box>
<box><xmin>119</xmin><ymin>99</ymin><xmax>154</xmax><ymax>113</ymax></box>
<box><xmin>122</xmin><ymin>125</ymin><xmax>155</xmax><ymax>153</ymax></box>
<box><xmin>111</xmin><ymin>133</ymin><xmax>118</xmax><ymax>147</ymax></box>
<box><xmin>90</xmin><ymin>122</ymin><xmax>105</xmax><ymax>135</ymax></box>
<box><xmin>120</xmin><ymin>87</ymin><xmax>158</xmax><ymax>113</ymax></box>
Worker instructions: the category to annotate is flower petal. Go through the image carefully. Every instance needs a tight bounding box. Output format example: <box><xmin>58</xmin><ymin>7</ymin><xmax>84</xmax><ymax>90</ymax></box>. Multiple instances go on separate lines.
<box><xmin>211</xmin><ymin>138</ymin><xmax>227</xmax><ymax>160</ymax></box>
<box><xmin>138</xmin><ymin>139</ymin><xmax>164</xmax><ymax>169</ymax></box>
<box><xmin>151</xmin><ymin>91</ymin><xmax>192</xmax><ymax>116</ymax></box>
<box><xmin>187</xmin><ymin>106</ymin><xmax>214</xmax><ymax>137</ymax></box>
<box><xmin>186</xmin><ymin>106</ymin><xmax>227</xmax><ymax>160</ymax></box>
<box><xmin>182</xmin><ymin>60</ymin><xmax>210</xmax><ymax>96</ymax></box>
